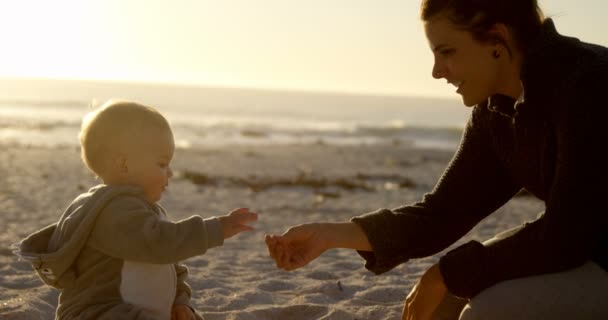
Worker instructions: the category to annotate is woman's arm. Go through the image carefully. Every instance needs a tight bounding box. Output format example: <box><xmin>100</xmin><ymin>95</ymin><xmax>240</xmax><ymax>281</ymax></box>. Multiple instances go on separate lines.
<box><xmin>267</xmin><ymin>105</ymin><xmax>521</xmax><ymax>272</ymax></box>
<box><xmin>442</xmin><ymin>70</ymin><xmax>608</xmax><ymax>298</ymax></box>
<box><xmin>266</xmin><ymin>222</ymin><xmax>371</xmax><ymax>271</ymax></box>
<box><xmin>326</xmin><ymin>222</ymin><xmax>372</xmax><ymax>251</ymax></box>
<box><xmin>351</xmin><ymin>105</ymin><xmax>521</xmax><ymax>275</ymax></box>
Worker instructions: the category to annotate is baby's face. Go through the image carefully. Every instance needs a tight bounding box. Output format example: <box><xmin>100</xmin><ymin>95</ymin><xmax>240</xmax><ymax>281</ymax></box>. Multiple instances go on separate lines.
<box><xmin>125</xmin><ymin>129</ymin><xmax>175</xmax><ymax>203</ymax></box>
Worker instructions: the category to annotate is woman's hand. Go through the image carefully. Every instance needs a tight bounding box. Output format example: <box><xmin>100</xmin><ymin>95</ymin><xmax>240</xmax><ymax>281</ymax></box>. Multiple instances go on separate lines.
<box><xmin>265</xmin><ymin>222</ymin><xmax>372</xmax><ymax>271</ymax></box>
<box><xmin>218</xmin><ymin>208</ymin><xmax>258</xmax><ymax>239</ymax></box>
<box><xmin>402</xmin><ymin>263</ymin><xmax>448</xmax><ymax>320</ymax></box>
<box><xmin>171</xmin><ymin>304</ymin><xmax>195</xmax><ymax>320</ymax></box>
<box><xmin>265</xmin><ymin>223</ymin><xmax>330</xmax><ymax>271</ymax></box>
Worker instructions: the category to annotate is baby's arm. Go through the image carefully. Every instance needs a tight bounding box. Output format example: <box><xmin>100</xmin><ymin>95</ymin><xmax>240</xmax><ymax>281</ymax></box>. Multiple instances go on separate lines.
<box><xmin>88</xmin><ymin>196</ymin><xmax>225</xmax><ymax>263</ymax></box>
<box><xmin>88</xmin><ymin>197</ymin><xmax>257</xmax><ymax>264</ymax></box>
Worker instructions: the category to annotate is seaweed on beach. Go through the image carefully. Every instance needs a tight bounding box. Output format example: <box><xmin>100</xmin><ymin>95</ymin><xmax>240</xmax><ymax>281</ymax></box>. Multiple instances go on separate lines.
<box><xmin>179</xmin><ymin>170</ymin><xmax>417</xmax><ymax>193</ymax></box>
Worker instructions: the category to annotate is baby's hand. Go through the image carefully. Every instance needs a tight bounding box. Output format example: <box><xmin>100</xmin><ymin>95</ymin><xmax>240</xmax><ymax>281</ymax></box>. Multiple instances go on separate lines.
<box><xmin>171</xmin><ymin>304</ymin><xmax>195</xmax><ymax>320</ymax></box>
<box><xmin>218</xmin><ymin>208</ymin><xmax>258</xmax><ymax>239</ymax></box>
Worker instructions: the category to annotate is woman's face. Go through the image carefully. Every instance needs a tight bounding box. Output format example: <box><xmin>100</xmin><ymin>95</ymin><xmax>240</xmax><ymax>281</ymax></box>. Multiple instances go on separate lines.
<box><xmin>424</xmin><ymin>15</ymin><xmax>501</xmax><ymax>106</ymax></box>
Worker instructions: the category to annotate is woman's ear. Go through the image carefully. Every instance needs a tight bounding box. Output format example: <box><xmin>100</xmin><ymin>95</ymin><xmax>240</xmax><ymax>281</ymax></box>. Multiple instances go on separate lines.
<box><xmin>488</xmin><ymin>23</ymin><xmax>514</xmax><ymax>55</ymax></box>
<box><xmin>489</xmin><ymin>23</ymin><xmax>510</xmax><ymax>43</ymax></box>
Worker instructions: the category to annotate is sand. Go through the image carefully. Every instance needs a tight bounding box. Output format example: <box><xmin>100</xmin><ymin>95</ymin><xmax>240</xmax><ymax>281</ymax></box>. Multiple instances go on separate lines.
<box><xmin>0</xmin><ymin>143</ymin><xmax>543</xmax><ymax>320</ymax></box>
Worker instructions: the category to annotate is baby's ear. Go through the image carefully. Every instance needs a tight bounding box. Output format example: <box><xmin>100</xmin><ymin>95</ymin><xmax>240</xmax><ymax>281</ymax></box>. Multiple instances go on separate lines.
<box><xmin>109</xmin><ymin>153</ymin><xmax>129</xmax><ymax>174</ymax></box>
<box><xmin>119</xmin><ymin>155</ymin><xmax>129</xmax><ymax>174</ymax></box>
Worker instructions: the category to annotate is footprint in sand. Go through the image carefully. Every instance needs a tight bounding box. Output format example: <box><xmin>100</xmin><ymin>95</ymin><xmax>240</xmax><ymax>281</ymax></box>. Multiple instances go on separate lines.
<box><xmin>249</xmin><ymin>304</ymin><xmax>330</xmax><ymax>320</ymax></box>
<box><xmin>256</xmin><ymin>279</ymin><xmax>298</xmax><ymax>292</ymax></box>
<box><xmin>202</xmin><ymin>305</ymin><xmax>331</xmax><ymax>320</ymax></box>
<box><xmin>305</xmin><ymin>270</ymin><xmax>338</xmax><ymax>281</ymax></box>
<box><xmin>354</xmin><ymin>285</ymin><xmax>406</xmax><ymax>305</ymax></box>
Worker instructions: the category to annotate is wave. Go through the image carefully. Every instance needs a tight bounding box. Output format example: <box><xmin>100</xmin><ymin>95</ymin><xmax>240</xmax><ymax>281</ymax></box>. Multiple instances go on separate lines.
<box><xmin>0</xmin><ymin>100</ymin><xmax>467</xmax><ymax>150</ymax></box>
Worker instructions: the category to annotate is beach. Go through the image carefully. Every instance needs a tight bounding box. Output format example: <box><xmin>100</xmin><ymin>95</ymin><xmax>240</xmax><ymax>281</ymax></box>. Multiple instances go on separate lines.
<box><xmin>0</xmin><ymin>142</ymin><xmax>544</xmax><ymax>320</ymax></box>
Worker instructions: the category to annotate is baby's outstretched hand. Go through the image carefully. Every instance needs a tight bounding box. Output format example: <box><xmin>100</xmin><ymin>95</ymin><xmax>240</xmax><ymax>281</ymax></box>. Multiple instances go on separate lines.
<box><xmin>219</xmin><ymin>208</ymin><xmax>258</xmax><ymax>239</ymax></box>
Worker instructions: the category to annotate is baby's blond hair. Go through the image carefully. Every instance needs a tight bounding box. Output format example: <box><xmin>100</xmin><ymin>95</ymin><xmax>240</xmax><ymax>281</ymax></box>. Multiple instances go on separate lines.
<box><xmin>79</xmin><ymin>99</ymin><xmax>172</xmax><ymax>177</ymax></box>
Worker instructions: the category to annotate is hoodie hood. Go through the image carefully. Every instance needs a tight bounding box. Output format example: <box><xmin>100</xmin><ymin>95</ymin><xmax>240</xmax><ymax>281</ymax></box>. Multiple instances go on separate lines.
<box><xmin>13</xmin><ymin>184</ymin><xmax>145</xmax><ymax>288</ymax></box>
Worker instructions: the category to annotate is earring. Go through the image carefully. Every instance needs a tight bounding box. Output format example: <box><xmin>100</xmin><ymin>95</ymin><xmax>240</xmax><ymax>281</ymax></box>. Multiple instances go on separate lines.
<box><xmin>493</xmin><ymin>50</ymin><xmax>501</xmax><ymax>59</ymax></box>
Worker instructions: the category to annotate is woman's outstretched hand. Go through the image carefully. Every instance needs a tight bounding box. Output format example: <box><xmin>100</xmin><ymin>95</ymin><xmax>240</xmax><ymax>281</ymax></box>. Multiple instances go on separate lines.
<box><xmin>402</xmin><ymin>263</ymin><xmax>448</xmax><ymax>320</ymax></box>
<box><xmin>265</xmin><ymin>222</ymin><xmax>372</xmax><ymax>271</ymax></box>
<box><xmin>265</xmin><ymin>223</ymin><xmax>330</xmax><ymax>271</ymax></box>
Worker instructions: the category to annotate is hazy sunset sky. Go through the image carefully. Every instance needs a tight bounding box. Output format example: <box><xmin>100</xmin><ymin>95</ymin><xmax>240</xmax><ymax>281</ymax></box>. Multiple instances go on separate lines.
<box><xmin>1</xmin><ymin>0</ymin><xmax>606</xmax><ymax>97</ymax></box>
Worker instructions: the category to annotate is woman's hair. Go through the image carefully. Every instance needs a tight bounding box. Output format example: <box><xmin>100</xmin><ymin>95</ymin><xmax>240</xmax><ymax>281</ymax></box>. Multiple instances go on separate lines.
<box><xmin>79</xmin><ymin>99</ymin><xmax>171</xmax><ymax>177</ymax></box>
<box><xmin>420</xmin><ymin>0</ymin><xmax>545</xmax><ymax>55</ymax></box>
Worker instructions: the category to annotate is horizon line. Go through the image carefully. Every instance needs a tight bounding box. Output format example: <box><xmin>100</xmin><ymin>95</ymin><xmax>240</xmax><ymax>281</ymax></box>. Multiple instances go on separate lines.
<box><xmin>0</xmin><ymin>76</ymin><xmax>458</xmax><ymax>101</ymax></box>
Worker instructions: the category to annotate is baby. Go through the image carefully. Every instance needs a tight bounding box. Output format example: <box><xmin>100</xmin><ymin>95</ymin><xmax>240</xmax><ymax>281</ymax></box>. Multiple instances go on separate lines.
<box><xmin>15</xmin><ymin>100</ymin><xmax>257</xmax><ymax>320</ymax></box>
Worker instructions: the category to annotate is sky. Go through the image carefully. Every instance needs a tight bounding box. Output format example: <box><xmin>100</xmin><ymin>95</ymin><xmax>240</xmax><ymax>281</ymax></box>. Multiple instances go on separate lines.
<box><xmin>0</xmin><ymin>0</ymin><xmax>606</xmax><ymax>98</ymax></box>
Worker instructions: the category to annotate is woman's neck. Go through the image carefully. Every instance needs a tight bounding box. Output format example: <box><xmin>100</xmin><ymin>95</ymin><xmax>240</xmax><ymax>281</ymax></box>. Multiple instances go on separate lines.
<box><xmin>496</xmin><ymin>51</ymin><xmax>524</xmax><ymax>100</ymax></box>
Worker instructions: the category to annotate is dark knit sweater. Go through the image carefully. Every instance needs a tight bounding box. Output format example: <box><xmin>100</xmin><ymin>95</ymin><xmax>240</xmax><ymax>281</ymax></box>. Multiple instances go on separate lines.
<box><xmin>351</xmin><ymin>19</ymin><xmax>608</xmax><ymax>298</ymax></box>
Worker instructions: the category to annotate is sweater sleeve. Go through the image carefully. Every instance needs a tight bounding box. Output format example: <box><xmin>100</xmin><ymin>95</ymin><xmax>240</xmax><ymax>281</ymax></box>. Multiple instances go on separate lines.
<box><xmin>351</xmin><ymin>106</ymin><xmax>521</xmax><ymax>275</ymax></box>
<box><xmin>440</xmin><ymin>70</ymin><xmax>608</xmax><ymax>298</ymax></box>
<box><xmin>88</xmin><ymin>196</ymin><xmax>224</xmax><ymax>264</ymax></box>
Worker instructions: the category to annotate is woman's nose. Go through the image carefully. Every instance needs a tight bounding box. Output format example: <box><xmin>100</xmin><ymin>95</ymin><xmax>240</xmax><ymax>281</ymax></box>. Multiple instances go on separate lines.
<box><xmin>432</xmin><ymin>59</ymin><xmax>446</xmax><ymax>79</ymax></box>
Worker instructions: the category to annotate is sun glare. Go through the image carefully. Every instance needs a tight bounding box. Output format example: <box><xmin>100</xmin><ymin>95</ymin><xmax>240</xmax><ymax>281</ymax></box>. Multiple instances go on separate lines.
<box><xmin>0</xmin><ymin>2</ymin><xmax>92</xmax><ymax>78</ymax></box>
<box><xmin>0</xmin><ymin>0</ymin><xmax>606</xmax><ymax>97</ymax></box>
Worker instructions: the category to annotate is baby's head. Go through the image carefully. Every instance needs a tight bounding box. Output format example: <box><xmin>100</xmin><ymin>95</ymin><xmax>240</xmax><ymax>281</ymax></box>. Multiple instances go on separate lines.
<box><xmin>79</xmin><ymin>99</ymin><xmax>175</xmax><ymax>203</ymax></box>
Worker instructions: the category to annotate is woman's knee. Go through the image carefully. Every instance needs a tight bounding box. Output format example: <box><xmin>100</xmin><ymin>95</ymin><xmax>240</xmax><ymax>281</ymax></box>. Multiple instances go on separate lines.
<box><xmin>458</xmin><ymin>262</ymin><xmax>608</xmax><ymax>320</ymax></box>
<box><xmin>457</xmin><ymin>281</ymin><xmax>532</xmax><ymax>320</ymax></box>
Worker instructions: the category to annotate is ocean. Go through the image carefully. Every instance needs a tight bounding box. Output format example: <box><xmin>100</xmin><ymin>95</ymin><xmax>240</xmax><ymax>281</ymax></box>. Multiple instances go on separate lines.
<box><xmin>0</xmin><ymin>83</ymin><xmax>471</xmax><ymax>151</ymax></box>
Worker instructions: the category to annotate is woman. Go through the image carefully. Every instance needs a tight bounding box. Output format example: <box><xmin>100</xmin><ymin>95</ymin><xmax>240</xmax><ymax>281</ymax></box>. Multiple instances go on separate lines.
<box><xmin>266</xmin><ymin>0</ymin><xmax>608</xmax><ymax>319</ymax></box>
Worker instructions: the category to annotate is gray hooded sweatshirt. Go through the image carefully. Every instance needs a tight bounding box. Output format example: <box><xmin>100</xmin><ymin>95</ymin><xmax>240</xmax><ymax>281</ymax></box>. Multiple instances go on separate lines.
<box><xmin>14</xmin><ymin>184</ymin><xmax>224</xmax><ymax>320</ymax></box>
